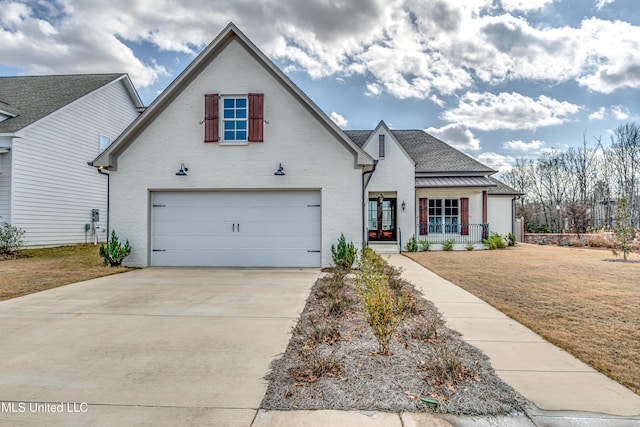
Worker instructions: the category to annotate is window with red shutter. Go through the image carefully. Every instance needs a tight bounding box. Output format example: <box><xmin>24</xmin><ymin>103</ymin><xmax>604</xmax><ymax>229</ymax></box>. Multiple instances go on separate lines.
<box><xmin>248</xmin><ymin>93</ymin><xmax>264</xmax><ymax>142</ymax></box>
<box><xmin>460</xmin><ymin>197</ymin><xmax>469</xmax><ymax>235</ymax></box>
<box><xmin>204</xmin><ymin>94</ymin><xmax>219</xmax><ymax>142</ymax></box>
<box><xmin>419</xmin><ymin>198</ymin><xmax>429</xmax><ymax>236</ymax></box>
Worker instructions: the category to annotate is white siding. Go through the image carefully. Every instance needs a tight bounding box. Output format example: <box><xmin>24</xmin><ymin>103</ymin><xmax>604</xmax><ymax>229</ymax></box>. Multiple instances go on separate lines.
<box><xmin>109</xmin><ymin>39</ymin><xmax>363</xmax><ymax>267</ymax></box>
<box><xmin>0</xmin><ymin>136</ymin><xmax>11</xmax><ymax>223</ymax></box>
<box><xmin>488</xmin><ymin>195</ymin><xmax>514</xmax><ymax>237</ymax></box>
<box><xmin>10</xmin><ymin>80</ymin><xmax>139</xmax><ymax>246</ymax></box>
<box><xmin>362</xmin><ymin>127</ymin><xmax>415</xmax><ymax>248</ymax></box>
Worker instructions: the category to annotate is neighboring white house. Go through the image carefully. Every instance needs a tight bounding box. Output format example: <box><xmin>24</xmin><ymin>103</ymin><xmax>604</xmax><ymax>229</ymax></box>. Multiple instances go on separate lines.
<box><xmin>0</xmin><ymin>74</ymin><xmax>143</xmax><ymax>246</ymax></box>
<box><xmin>93</xmin><ymin>23</ymin><xmax>521</xmax><ymax>268</ymax></box>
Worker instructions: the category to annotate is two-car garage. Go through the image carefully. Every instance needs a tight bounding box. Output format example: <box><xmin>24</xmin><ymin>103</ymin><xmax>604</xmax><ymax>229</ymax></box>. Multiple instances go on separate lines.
<box><xmin>150</xmin><ymin>191</ymin><xmax>322</xmax><ymax>267</ymax></box>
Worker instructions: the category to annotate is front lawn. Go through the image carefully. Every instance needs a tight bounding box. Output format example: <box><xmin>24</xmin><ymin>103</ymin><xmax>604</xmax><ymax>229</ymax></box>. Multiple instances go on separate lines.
<box><xmin>0</xmin><ymin>244</ymin><xmax>130</xmax><ymax>300</ymax></box>
<box><xmin>406</xmin><ymin>243</ymin><xmax>640</xmax><ymax>395</ymax></box>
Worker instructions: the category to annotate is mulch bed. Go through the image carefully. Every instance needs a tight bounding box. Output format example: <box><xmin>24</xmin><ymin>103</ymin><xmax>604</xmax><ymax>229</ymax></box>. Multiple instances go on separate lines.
<box><xmin>261</xmin><ymin>268</ymin><xmax>529</xmax><ymax>415</ymax></box>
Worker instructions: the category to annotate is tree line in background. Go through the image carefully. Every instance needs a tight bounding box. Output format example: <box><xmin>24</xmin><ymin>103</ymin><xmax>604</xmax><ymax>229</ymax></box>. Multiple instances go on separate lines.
<box><xmin>501</xmin><ymin>122</ymin><xmax>640</xmax><ymax>234</ymax></box>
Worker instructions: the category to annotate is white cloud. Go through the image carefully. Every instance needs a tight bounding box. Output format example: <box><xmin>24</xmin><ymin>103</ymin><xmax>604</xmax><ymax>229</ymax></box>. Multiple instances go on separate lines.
<box><xmin>1</xmin><ymin>0</ymin><xmax>640</xmax><ymax>98</ymax></box>
<box><xmin>443</xmin><ymin>92</ymin><xmax>581</xmax><ymax>131</ymax></box>
<box><xmin>476</xmin><ymin>152</ymin><xmax>515</xmax><ymax>174</ymax></box>
<box><xmin>330</xmin><ymin>111</ymin><xmax>348</xmax><ymax>127</ymax></box>
<box><xmin>425</xmin><ymin>123</ymin><xmax>481</xmax><ymax>151</ymax></box>
<box><xmin>500</xmin><ymin>0</ymin><xmax>554</xmax><ymax>12</ymax></box>
<box><xmin>589</xmin><ymin>107</ymin><xmax>606</xmax><ymax>120</ymax></box>
<box><xmin>595</xmin><ymin>0</ymin><xmax>615</xmax><ymax>10</ymax></box>
<box><xmin>611</xmin><ymin>105</ymin><xmax>629</xmax><ymax>120</ymax></box>
<box><xmin>502</xmin><ymin>139</ymin><xmax>545</xmax><ymax>151</ymax></box>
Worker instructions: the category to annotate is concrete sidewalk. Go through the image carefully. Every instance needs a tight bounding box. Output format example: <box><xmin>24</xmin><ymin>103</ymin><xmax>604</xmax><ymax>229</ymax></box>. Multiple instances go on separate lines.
<box><xmin>386</xmin><ymin>253</ymin><xmax>640</xmax><ymax>420</ymax></box>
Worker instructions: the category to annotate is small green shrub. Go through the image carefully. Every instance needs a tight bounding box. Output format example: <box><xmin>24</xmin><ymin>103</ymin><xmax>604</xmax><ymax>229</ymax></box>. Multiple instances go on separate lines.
<box><xmin>356</xmin><ymin>273</ymin><xmax>409</xmax><ymax>356</ymax></box>
<box><xmin>506</xmin><ymin>233</ymin><xmax>517</xmax><ymax>247</ymax></box>
<box><xmin>465</xmin><ymin>242</ymin><xmax>475</xmax><ymax>251</ymax></box>
<box><xmin>331</xmin><ymin>233</ymin><xmax>357</xmax><ymax>270</ymax></box>
<box><xmin>0</xmin><ymin>222</ymin><xmax>25</xmax><ymax>255</ymax></box>
<box><xmin>483</xmin><ymin>232</ymin><xmax>506</xmax><ymax>250</ymax></box>
<box><xmin>419</xmin><ymin>239</ymin><xmax>431</xmax><ymax>251</ymax></box>
<box><xmin>99</xmin><ymin>230</ymin><xmax>131</xmax><ymax>266</ymax></box>
<box><xmin>405</xmin><ymin>235</ymin><xmax>418</xmax><ymax>252</ymax></box>
<box><xmin>442</xmin><ymin>238</ymin><xmax>455</xmax><ymax>251</ymax></box>
<box><xmin>356</xmin><ymin>250</ymin><xmax>410</xmax><ymax>356</ymax></box>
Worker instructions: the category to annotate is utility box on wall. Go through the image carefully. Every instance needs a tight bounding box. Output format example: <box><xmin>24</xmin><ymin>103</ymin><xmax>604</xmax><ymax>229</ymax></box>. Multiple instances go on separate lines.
<box><xmin>91</xmin><ymin>209</ymin><xmax>99</xmax><ymax>222</ymax></box>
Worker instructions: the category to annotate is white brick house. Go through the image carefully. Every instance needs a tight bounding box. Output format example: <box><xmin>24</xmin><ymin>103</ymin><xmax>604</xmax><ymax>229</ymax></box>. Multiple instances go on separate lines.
<box><xmin>93</xmin><ymin>23</ymin><xmax>520</xmax><ymax>267</ymax></box>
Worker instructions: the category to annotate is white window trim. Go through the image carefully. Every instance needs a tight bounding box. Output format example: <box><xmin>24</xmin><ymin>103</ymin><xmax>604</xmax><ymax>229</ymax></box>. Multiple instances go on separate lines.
<box><xmin>221</xmin><ymin>95</ymin><xmax>248</xmax><ymax>143</ymax></box>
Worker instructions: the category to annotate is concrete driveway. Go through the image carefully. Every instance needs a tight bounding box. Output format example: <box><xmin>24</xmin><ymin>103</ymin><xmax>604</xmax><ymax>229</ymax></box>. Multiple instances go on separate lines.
<box><xmin>0</xmin><ymin>268</ymin><xmax>318</xmax><ymax>426</ymax></box>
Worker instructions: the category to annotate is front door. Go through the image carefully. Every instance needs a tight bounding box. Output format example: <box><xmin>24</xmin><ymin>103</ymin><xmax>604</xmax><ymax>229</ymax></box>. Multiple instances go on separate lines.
<box><xmin>368</xmin><ymin>198</ymin><xmax>396</xmax><ymax>241</ymax></box>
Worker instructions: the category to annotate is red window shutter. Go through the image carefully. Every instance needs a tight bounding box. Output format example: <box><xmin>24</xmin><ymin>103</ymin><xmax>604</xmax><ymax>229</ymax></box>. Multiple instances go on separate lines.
<box><xmin>419</xmin><ymin>198</ymin><xmax>429</xmax><ymax>236</ymax></box>
<box><xmin>460</xmin><ymin>197</ymin><xmax>469</xmax><ymax>235</ymax></box>
<box><xmin>248</xmin><ymin>93</ymin><xmax>264</xmax><ymax>142</ymax></box>
<box><xmin>204</xmin><ymin>94</ymin><xmax>219</xmax><ymax>142</ymax></box>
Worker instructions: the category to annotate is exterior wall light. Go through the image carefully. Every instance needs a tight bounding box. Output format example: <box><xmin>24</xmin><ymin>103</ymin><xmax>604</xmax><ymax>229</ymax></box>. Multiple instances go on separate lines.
<box><xmin>402</xmin><ymin>200</ymin><xmax>406</xmax><ymax>211</ymax></box>
<box><xmin>274</xmin><ymin>163</ymin><xmax>285</xmax><ymax>176</ymax></box>
<box><xmin>176</xmin><ymin>163</ymin><xmax>189</xmax><ymax>176</ymax></box>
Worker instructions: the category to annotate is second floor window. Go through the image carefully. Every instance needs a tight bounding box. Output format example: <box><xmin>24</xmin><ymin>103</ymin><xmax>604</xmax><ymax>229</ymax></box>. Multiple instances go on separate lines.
<box><xmin>222</xmin><ymin>97</ymin><xmax>247</xmax><ymax>141</ymax></box>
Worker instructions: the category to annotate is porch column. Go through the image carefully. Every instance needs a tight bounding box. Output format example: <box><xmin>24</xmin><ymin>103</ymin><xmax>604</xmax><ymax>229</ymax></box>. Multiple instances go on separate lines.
<box><xmin>482</xmin><ymin>190</ymin><xmax>488</xmax><ymax>224</ymax></box>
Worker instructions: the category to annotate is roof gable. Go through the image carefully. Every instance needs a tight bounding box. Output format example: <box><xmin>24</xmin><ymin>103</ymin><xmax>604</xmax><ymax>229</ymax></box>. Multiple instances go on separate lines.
<box><xmin>93</xmin><ymin>22</ymin><xmax>373</xmax><ymax>170</ymax></box>
<box><xmin>360</xmin><ymin>120</ymin><xmax>415</xmax><ymax>165</ymax></box>
<box><xmin>0</xmin><ymin>74</ymin><xmax>141</xmax><ymax>134</ymax></box>
<box><xmin>346</xmin><ymin>129</ymin><xmax>496</xmax><ymax>175</ymax></box>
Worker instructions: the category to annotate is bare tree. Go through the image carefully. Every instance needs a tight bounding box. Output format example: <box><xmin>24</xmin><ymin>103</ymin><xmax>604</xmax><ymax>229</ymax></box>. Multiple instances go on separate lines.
<box><xmin>608</xmin><ymin>123</ymin><xmax>640</xmax><ymax>227</ymax></box>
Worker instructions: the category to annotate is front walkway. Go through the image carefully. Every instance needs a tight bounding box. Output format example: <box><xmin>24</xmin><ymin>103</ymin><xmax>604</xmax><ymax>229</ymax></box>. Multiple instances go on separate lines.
<box><xmin>386</xmin><ymin>254</ymin><xmax>640</xmax><ymax>419</ymax></box>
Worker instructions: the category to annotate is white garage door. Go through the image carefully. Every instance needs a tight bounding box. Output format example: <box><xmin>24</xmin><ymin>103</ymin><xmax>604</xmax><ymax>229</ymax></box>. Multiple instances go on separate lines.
<box><xmin>151</xmin><ymin>191</ymin><xmax>321</xmax><ymax>267</ymax></box>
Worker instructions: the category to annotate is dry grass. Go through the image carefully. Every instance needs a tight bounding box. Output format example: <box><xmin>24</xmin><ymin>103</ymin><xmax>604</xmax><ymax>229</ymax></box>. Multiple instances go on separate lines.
<box><xmin>0</xmin><ymin>244</ymin><xmax>130</xmax><ymax>300</ymax></box>
<box><xmin>406</xmin><ymin>244</ymin><xmax>640</xmax><ymax>395</ymax></box>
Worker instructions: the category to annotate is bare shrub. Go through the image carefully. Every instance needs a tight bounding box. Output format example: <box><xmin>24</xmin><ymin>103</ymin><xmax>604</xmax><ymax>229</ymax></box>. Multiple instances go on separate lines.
<box><xmin>587</xmin><ymin>233</ymin><xmax>614</xmax><ymax>248</ymax></box>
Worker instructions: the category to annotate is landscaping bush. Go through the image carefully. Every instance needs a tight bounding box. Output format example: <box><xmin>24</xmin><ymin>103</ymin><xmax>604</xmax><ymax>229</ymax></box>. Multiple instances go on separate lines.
<box><xmin>442</xmin><ymin>238</ymin><xmax>455</xmax><ymax>251</ymax></box>
<box><xmin>587</xmin><ymin>233</ymin><xmax>614</xmax><ymax>248</ymax></box>
<box><xmin>419</xmin><ymin>239</ymin><xmax>431</xmax><ymax>251</ymax></box>
<box><xmin>356</xmin><ymin>249</ymin><xmax>410</xmax><ymax>356</ymax></box>
<box><xmin>405</xmin><ymin>235</ymin><xmax>418</xmax><ymax>252</ymax></box>
<box><xmin>0</xmin><ymin>222</ymin><xmax>25</xmax><ymax>255</ymax></box>
<box><xmin>506</xmin><ymin>233</ymin><xmax>517</xmax><ymax>247</ymax></box>
<box><xmin>331</xmin><ymin>233</ymin><xmax>357</xmax><ymax>270</ymax></box>
<box><xmin>99</xmin><ymin>230</ymin><xmax>131</xmax><ymax>267</ymax></box>
<box><xmin>465</xmin><ymin>242</ymin><xmax>475</xmax><ymax>251</ymax></box>
<box><xmin>483</xmin><ymin>232</ymin><xmax>506</xmax><ymax>250</ymax></box>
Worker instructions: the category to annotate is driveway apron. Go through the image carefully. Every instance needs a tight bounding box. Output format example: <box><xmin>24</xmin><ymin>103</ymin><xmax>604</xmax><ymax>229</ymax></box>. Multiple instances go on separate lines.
<box><xmin>0</xmin><ymin>268</ymin><xmax>318</xmax><ymax>426</ymax></box>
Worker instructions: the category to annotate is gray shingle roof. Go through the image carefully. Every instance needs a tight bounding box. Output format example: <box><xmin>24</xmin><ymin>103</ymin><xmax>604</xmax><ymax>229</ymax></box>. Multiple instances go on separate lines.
<box><xmin>0</xmin><ymin>74</ymin><xmax>124</xmax><ymax>133</ymax></box>
<box><xmin>487</xmin><ymin>176</ymin><xmax>523</xmax><ymax>195</ymax></box>
<box><xmin>344</xmin><ymin>129</ymin><xmax>496</xmax><ymax>174</ymax></box>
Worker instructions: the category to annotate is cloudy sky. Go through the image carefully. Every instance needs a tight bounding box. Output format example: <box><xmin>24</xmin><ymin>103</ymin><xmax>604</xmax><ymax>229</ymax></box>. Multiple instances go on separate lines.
<box><xmin>2</xmin><ymin>0</ymin><xmax>639</xmax><ymax>173</ymax></box>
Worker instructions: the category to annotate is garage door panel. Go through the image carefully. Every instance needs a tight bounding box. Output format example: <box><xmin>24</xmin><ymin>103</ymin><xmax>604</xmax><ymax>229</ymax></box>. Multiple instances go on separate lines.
<box><xmin>151</xmin><ymin>191</ymin><xmax>321</xmax><ymax>267</ymax></box>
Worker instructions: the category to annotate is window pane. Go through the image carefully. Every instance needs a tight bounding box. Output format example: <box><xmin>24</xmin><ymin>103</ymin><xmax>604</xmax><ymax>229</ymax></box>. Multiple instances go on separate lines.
<box><xmin>236</xmin><ymin>121</ymin><xmax>247</xmax><ymax>130</ymax></box>
<box><xmin>223</xmin><ymin>98</ymin><xmax>234</xmax><ymax>108</ymax></box>
<box><xmin>236</xmin><ymin>108</ymin><xmax>247</xmax><ymax>119</ymax></box>
<box><xmin>236</xmin><ymin>98</ymin><xmax>246</xmax><ymax>108</ymax></box>
<box><xmin>224</xmin><ymin>131</ymin><xmax>235</xmax><ymax>140</ymax></box>
<box><xmin>237</xmin><ymin>131</ymin><xmax>247</xmax><ymax>140</ymax></box>
<box><xmin>223</xmin><ymin>109</ymin><xmax>234</xmax><ymax>118</ymax></box>
<box><xmin>224</xmin><ymin>121</ymin><xmax>235</xmax><ymax>130</ymax></box>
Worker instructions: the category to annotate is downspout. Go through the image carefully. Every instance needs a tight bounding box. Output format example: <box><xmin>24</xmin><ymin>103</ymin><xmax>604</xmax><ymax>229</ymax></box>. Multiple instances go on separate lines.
<box><xmin>362</xmin><ymin>160</ymin><xmax>379</xmax><ymax>250</ymax></box>
<box><xmin>511</xmin><ymin>196</ymin><xmax>517</xmax><ymax>236</ymax></box>
<box><xmin>98</xmin><ymin>167</ymin><xmax>110</xmax><ymax>243</ymax></box>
